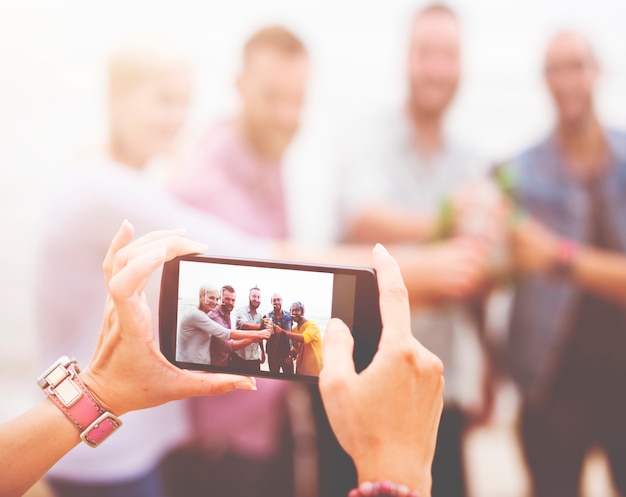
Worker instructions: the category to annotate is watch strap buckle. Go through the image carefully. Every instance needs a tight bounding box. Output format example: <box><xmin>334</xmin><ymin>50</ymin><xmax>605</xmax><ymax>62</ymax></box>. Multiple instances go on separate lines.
<box><xmin>38</xmin><ymin>356</ymin><xmax>123</xmax><ymax>448</ymax></box>
<box><xmin>80</xmin><ymin>412</ymin><xmax>123</xmax><ymax>448</ymax></box>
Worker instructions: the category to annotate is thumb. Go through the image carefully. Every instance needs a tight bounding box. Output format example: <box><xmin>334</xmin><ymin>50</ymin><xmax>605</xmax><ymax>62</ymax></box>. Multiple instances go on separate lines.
<box><xmin>320</xmin><ymin>318</ymin><xmax>356</xmax><ymax>383</ymax></box>
<box><xmin>178</xmin><ymin>371</ymin><xmax>257</xmax><ymax>398</ymax></box>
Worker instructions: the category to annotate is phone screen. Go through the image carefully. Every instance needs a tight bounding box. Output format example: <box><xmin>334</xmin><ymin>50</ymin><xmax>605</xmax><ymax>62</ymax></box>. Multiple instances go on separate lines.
<box><xmin>159</xmin><ymin>255</ymin><xmax>381</xmax><ymax>382</ymax></box>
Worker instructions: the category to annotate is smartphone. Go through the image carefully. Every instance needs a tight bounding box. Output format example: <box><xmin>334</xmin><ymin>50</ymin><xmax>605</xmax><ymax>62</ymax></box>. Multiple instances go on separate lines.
<box><xmin>159</xmin><ymin>255</ymin><xmax>382</xmax><ymax>382</ymax></box>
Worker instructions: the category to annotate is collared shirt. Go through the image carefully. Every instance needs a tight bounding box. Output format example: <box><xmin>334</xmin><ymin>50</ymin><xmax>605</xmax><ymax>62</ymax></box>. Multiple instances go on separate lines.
<box><xmin>234</xmin><ymin>304</ymin><xmax>263</xmax><ymax>361</ymax></box>
<box><xmin>335</xmin><ymin>109</ymin><xmax>489</xmax><ymax>407</ymax></box>
<box><xmin>294</xmin><ymin>320</ymin><xmax>323</xmax><ymax>377</ymax></box>
<box><xmin>177</xmin><ymin>309</ymin><xmax>231</xmax><ymax>365</ymax></box>
<box><xmin>508</xmin><ymin>129</ymin><xmax>626</xmax><ymax>399</ymax></box>
<box><xmin>208</xmin><ymin>306</ymin><xmax>233</xmax><ymax>367</ymax></box>
<box><xmin>168</xmin><ymin>122</ymin><xmax>293</xmax><ymax>461</ymax></box>
<box><xmin>266</xmin><ymin>309</ymin><xmax>292</xmax><ymax>358</ymax></box>
<box><xmin>170</xmin><ymin>120</ymin><xmax>288</xmax><ymax>238</ymax></box>
<box><xmin>335</xmin><ymin>109</ymin><xmax>487</xmax><ymax>238</ymax></box>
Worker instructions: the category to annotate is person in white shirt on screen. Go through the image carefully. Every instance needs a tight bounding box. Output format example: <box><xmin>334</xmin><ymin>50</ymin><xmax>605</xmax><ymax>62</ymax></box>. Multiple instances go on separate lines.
<box><xmin>233</xmin><ymin>287</ymin><xmax>267</xmax><ymax>373</ymax></box>
<box><xmin>176</xmin><ymin>284</ymin><xmax>269</xmax><ymax>365</ymax></box>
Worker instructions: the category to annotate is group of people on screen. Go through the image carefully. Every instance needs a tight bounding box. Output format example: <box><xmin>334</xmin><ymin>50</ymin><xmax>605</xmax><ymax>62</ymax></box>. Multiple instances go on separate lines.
<box><xmin>177</xmin><ymin>284</ymin><xmax>323</xmax><ymax>377</ymax></box>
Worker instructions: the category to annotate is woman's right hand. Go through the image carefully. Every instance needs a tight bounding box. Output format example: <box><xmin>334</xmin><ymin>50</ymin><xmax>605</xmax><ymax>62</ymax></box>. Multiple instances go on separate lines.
<box><xmin>319</xmin><ymin>244</ymin><xmax>444</xmax><ymax>497</ymax></box>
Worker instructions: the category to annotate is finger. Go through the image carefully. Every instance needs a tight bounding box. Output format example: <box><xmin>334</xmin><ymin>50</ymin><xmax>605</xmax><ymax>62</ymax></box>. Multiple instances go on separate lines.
<box><xmin>111</xmin><ymin>231</ymin><xmax>198</xmax><ymax>273</ymax></box>
<box><xmin>109</xmin><ymin>247</ymin><xmax>167</xmax><ymax>331</ymax></box>
<box><xmin>124</xmin><ymin>228</ymin><xmax>188</xmax><ymax>252</ymax></box>
<box><xmin>112</xmin><ymin>235</ymin><xmax>207</xmax><ymax>278</ymax></box>
<box><xmin>103</xmin><ymin>220</ymin><xmax>135</xmax><ymax>286</ymax></box>
<box><xmin>372</xmin><ymin>244</ymin><xmax>413</xmax><ymax>348</ymax></box>
<box><xmin>177</xmin><ymin>371</ymin><xmax>257</xmax><ymax>396</ymax></box>
<box><xmin>319</xmin><ymin>319</ymin><xmax>356</xmax><ymax>389</ymax></box>
<box><xmin>109</xmin><ymin>228</ymin><xmax>190</xmax><ymax>275</ymax></box>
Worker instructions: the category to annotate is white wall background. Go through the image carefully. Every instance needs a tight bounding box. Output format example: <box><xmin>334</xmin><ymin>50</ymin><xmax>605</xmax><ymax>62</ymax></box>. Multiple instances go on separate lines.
<box><xmin>1</xmin><ymin>0</ymin><xmax>625</xmax><ymax>421</ymax></box>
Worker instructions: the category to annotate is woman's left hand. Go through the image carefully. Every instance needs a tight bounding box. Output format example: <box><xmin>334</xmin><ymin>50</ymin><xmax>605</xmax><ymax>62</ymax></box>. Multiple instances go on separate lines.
<box><xmin>80</xmin><ymin>220</ymin><xmax>257</xmax><ymax>416</ymax></box>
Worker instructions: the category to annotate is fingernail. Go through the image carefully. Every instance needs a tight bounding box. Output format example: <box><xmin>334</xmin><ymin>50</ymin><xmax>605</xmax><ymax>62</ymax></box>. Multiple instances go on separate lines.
<box><xmin>373</xmin><ymin>243</ymin><xmax>389</xmax><ymax>255</ymax></box>
<box><xmin>192</xmin><ymin>242</ymin><xmax>209</xmax><ymax>254</ymax></box>
<box><xmin>236</xmin><ymin>378</ymin><xmax>257</xmax><ymax>391</ymax></box>
<box><xmin>326</xmin><ymin>318</ymin><xmax>347</xmax><ymax>333</ymax></box>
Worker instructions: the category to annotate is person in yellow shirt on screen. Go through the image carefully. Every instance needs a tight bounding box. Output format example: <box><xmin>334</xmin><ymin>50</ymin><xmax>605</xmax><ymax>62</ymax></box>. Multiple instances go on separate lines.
<box><xmin>275</xmin><ymin>301</ymin><xmax>323</xmax><ymax>376</ymax></box>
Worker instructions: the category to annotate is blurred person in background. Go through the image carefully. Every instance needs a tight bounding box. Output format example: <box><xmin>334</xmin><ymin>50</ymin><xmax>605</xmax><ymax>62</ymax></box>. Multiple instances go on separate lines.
<box><xmin>334</xmin><ymin>4</ymin><xmax>493</xmax><ymax>496</ymax></box>
<box><xmin>34</xmin><ymin>40</ymin><xmax>282</xmax><ymax>497</ymax></box>
<box><xmin>168</xmin><ymin>26</ymin><xmax>312</xmax><ymax>497</ymax></box>
<box><xmin>506</xmin><ymin>31</ymin><xmax>626</xmax><ymax>497</ymax></box>
<box><xmin>170</xmin><ymin>25</ymin><xmax>309</xmax><ymax>238</ymax></box>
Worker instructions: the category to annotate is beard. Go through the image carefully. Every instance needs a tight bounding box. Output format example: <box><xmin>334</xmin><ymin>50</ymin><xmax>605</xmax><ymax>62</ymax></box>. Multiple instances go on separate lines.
<box><xmin>246</xmin><ymin>118</ymin><xmax>298</xmax><ymax>160</ymax></box>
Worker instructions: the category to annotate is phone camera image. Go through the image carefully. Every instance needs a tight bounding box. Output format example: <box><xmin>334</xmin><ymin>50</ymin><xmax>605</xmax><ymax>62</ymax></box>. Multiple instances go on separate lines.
<box><xmin>159</xmin><ymin>256</ymin><xmax>381</xmax><ymax>382</ymax></box>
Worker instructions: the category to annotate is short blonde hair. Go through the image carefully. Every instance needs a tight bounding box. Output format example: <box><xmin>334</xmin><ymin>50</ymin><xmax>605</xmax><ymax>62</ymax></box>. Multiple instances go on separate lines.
<box><xmin>243</xmin><ymin>25</ymin><xmax>307</xmax><ymax>65</ymax></box>
<box><xmin>108</xmin><ymin>38</ymin><xmax>189</xmax><ymax>96</ymax></box>
<box><xmin>199</xmin><ymin>283</ymin><xmax>219</xmax><ymax>297</ymax></box>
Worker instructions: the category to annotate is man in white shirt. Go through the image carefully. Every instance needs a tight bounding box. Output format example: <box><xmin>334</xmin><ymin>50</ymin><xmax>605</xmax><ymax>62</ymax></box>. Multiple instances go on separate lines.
<box><xmin>232</xmin><ymin>287</ymin><xmax>267</xmax><ymax>373</ymax></box>
<box><xmin>335</xmin><ymin>5</ymin><xmax>491</xmax><ymax>497</ymax></box>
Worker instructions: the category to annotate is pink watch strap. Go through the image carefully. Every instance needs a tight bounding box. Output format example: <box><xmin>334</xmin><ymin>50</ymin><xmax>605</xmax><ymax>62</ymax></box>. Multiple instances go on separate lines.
<box><xmin>38</xmin><ymin>356</ymin><xmax>122</xmax><ymax>447</ymax></box>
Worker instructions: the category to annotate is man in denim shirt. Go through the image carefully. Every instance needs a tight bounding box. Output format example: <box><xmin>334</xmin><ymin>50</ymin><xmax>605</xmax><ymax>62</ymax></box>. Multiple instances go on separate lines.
<box><xmin>508</xmin><ymin>31</ymin><xmax>626</xmax><ymax>497</ymax></box>
<box><xmin>266</xmin><ymin>293</ymin><xmax>294</xmax><ymax>375</ymax></box>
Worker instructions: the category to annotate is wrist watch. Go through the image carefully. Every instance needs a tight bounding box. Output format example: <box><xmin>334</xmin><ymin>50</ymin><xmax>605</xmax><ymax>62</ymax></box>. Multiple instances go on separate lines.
<box><xmin>38</xmin><ymin>356</ymin><xmax>122</xmax><ymax>447</ymax></box>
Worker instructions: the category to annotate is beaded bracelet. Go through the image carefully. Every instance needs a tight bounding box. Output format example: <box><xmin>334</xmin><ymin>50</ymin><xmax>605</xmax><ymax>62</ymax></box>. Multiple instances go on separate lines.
<box><xmin>348</xmin><ymin>481</ymin><xmax>421</xmax><ymax>497</ymax></box>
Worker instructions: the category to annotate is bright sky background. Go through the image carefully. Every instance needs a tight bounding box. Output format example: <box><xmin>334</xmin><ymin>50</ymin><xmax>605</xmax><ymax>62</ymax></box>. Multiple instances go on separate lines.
<box><xmin>177</xmin><ymin>260</ymin><xmax>334</xmax><ymax>329</ymax></box>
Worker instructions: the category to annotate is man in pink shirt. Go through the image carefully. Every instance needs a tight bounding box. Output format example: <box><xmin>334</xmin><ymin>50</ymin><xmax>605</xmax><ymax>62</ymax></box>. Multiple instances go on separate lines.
<box><xmin>171</xmin><ymin>25</ymin><xmax>309</xmax><ymax>238</ymax></box>
<box><xmin>169</xmin><ymin>26</ymin><xmax>312</xmax><ymax>497</ymax></box>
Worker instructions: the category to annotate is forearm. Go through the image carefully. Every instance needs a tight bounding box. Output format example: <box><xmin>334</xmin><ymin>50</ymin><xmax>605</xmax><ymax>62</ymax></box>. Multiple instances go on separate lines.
<box><xmin>239</xmin><ymin>323</ymin><xmax>262</xmax><ymax>330</ymax></box>
<box><xmin>282</xmin><ymin>331</ymin><xmax>305</xmax><ymax>342</ymax></box>
<box><xmin>231</xmin><ymin>338</ymin><xmax>255</xmax><ymax>351</ymax></box>
<box><xmin>230</xmin><ymin>330</ymin><xmax>261</xmax><ymax>340</ymax></box>
<box><xmin>343</xmin><ymin>206</ymin><xmax>436</xmax><ymax>244</ymax></box>
<box><xmin>572</xmin><ymin>245</ymin><xmax>626</xmax><ymax>305</ymax></box>
<box><xmin>0</xmin><ymin>399</ymin><xmax>79</xmax><ymax>497</ymax></box>
<box><xmin>513</xmin><ymin>218</ymin><xmax>626</xmax><ymax>306</ymax></box>
<box><xmin>272</xmin><ymin>243</ymin><xmax>441</xmax><ymax>309</ymax></box>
